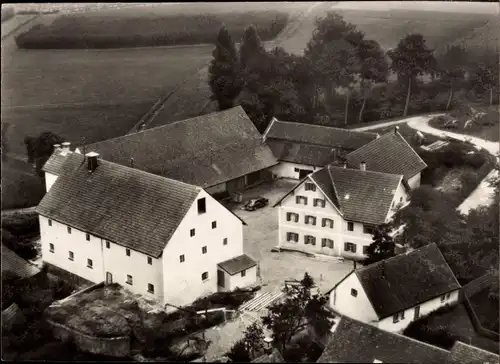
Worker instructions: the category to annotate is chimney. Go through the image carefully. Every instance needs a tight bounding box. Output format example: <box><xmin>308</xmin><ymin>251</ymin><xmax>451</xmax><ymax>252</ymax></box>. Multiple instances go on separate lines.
<box><xmin>61</xmin><ymin>142</ymin><xmax>71</xmax><ymax>153</ymax></box>
<box><xmin>394</xmin><ymin>126</ymin><xmax>399</xmax><ymax>134</ymax></box>
<box><xmin>53</xmin><ymin>143</ymin><xmax>61</xmax><ymax>151</ymax></box>
<box><xmin>343</xmin><ymin>161</ymin><xmax>347</xmax><ymax>169</ymax></box>
<box><xmin>130</xmin><ymin>158</ymin><xmax>134</xmax><ymax>168</ymax></box>
<box><xmin>360</xmin><ymin>161</ymin><xmax>366</xmax><ymax>171</ymax></box>
<box><xmin>86</xmin><ymin>152</ymin><xmax>99</xmax><ymax>173</ymax></box>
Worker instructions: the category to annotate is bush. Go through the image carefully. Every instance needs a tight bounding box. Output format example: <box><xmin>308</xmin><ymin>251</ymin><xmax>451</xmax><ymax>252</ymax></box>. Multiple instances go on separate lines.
<box><xmin>191</xmin><ymin>289</ymin><xmax>256</xmax><ymax>311</ymax></box>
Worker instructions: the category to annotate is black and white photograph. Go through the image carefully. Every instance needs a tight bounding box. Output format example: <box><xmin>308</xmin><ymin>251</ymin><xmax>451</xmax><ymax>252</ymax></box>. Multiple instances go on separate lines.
<box><xmin>1</xmin><ymin>1</ymin><xmax>499</xmax><ymax>362</ymax></box>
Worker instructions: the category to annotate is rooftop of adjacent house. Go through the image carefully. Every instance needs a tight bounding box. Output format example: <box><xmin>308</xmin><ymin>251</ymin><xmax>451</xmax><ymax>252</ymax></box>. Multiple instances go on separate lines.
<box><xmin>354</xmin><ymin>243</ymin><xmax>461</xmax><ymax>319</ymax></box>
<box><xmin>346</xmin><ymin>128</ymin><xmax>427</xmax><ymax>181</ymax></box>
<box><xmin>446</xmin><ymin>341</ymin><xmax>500</xmax><ymax>364</ymax></box>
<box><xmin>264</xmin><ymin>118</ymin><xmax>379</xmax><ymax>154</ymax></box>
<box><xmin>275</xmin><ymin>165</ymin><xmax>405</xmax><ymax>225</ymax></box>
<box><xmin>74</xmin><ymin>106</ymin><xmax>278</xmax><ymax>188</ymax></box>
<box><xmin>251</xmin><ymin>348</ymin><xmax>285</xmax><ymax>363</ymax></box>
<box><xmin>37</xmin><ymin>153</ymin><xmax>204</xmax><ymax>258</ymax></box>
<box><xmin>317</xmin><ymin>316</ymin><xmax>450</xmax><ymax>363</ymax></box>
<box><xmin>266</xmin><ymin>139</ymin><xmax>341</xmax><ymax>167</ymax></box>
<box><xmin>1</xmin><ymin>245</ymin><xmax>41</xmax><ymax>279</ymax></box>
<box><xmin>217</xmin><ymin>254</ymin><xmax>257</xmax><ymax>276</ymax></box>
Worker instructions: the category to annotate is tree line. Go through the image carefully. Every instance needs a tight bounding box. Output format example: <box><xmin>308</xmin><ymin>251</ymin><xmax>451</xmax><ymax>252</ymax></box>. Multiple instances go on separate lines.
<box><xmin>209</xmin><ymin>12</ymin><xmax>499</xmax><ymax>132</ymax></box>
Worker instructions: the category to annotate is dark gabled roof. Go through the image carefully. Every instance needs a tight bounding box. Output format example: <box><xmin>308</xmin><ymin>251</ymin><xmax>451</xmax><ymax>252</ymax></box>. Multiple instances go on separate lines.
<box><xmin>267</xmin><ymin>139</ymin><xmax>339</xmax><ymax>167</ymax></box>
<box><xmin>265</xmin><ymin>119</ymin><xmax>379</xmax><ymax>151</ymax></box>
<box><xmin>84</xmin><ymin>106</ymin><xmax>278</xmax><ymax>188</ymax></box>
<box><xmin>446</xmin><ymin>341</ymin><xmax>500</xmax><ymax>364</ymax></box>
<box><xmin>36</xmin><ymin>153</ymin><xmax>202</xmax><ymax>258</ymax></box>
<box><xmin>355</xmin><ymin>243</ymin><xmax>461</xmax><ymax>319</ymax></box>
<box><xmin>1</xmin><ymin>245</ymin><xmax>41</xmax><ymax>279</ymax></box>
<box><xmin>317</xmin><ymin>316</ymin><xmax>450</xmax><ymax>363</ymax></box>
<box><xmin>346</xmin><ymin>129</ymin><xmax>427</xmax><ymax>181</ymax></box>
<box><xmin>252</xmin><ymin>349</ymin><xmax>284</xmax><ymax>363</ymax></box>
<box><xmin>217</xmin><ymin>254</ymin><xmax>257</xmax><ymax>276</ymax></box>
<box><xmin>43</xmin><ymin>149</ymin><xmax>84</xmax><ymax>176</ymax></box>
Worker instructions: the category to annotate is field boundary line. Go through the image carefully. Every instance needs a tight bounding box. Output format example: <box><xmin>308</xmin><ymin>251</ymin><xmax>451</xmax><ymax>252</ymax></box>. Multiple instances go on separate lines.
<box><xmin>1</xmin><ymin>14</ymin><xmax>39</xmax><ymax>41</ymax></box>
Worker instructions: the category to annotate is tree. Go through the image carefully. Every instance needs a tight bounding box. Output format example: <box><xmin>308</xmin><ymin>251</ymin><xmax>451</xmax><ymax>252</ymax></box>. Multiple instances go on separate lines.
<box><xmin>364</xmin><ymin>223</ymin><xmax>395</xmax><ymax>265</ymax></box>
<box><xmin>24</xmin><ymin>131</ymin><xmax>64</xmax><ymax>177</ymax></box>
<box><xmin>357</xmin><ymin>39</ymin><xmax>389</xmax><ymax>122</ymax></box>
<box><xmin>243</xmin><ymin>322</ymin><xmax>264</xmax><ymax>359</ymax></box>
<box><xmin>225</xmin><ymin>339</ymin><xmax>250</xmax><ymax>362</ymax></box>
<box><xmin>388</xmin><ymin>34</ymin><xmax>436</xmax><ymax>116</ymax></box>
<box><xmin>208</xmin><ymin>26</ymin><xmax>242</xmax><ymax>111</ymax></box>
<box><xmin>470</xmin><ymin>50</ymin><xmax>499</xmax><ymax>106</ymax></box>
<box><xmin>437</xmin><ymin>45</ymin><xmax>468</xmax><ymax>110</ymax></box>
<box><xmin>262</xmin><ymin>273</ymin><xmax>334</xmax><ymax>353</ymax></box>
<box><xmin>239</xmin><ymin>25</ymin><xmax>265</xmax><ymax>70</ymax></box>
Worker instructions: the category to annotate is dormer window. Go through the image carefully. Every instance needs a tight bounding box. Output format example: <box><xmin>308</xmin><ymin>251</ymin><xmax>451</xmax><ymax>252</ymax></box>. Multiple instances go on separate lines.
<box><xmin>197</xmin><ymin>198</ymin><xmax>206</xmax><ymax>214</ymax></box>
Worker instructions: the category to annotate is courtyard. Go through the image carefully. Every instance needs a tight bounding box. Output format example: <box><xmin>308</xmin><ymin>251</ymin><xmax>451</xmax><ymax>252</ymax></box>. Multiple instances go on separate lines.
<box><xmin>230</xmin><ymin>179</ymin><xmax>353</xmax><ymax>295</ymax></box>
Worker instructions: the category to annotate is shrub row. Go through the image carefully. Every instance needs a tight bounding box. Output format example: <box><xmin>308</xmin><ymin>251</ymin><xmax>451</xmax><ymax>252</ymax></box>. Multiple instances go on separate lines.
<box><xmin>2</xmin><ymin>213</ymin><xmax>40</xmax><ymax>260</ymax></box>
<box><xmin>15</xmin><ymin>13</ymin><xmax>288</xmax><ymax>49</ymax></box>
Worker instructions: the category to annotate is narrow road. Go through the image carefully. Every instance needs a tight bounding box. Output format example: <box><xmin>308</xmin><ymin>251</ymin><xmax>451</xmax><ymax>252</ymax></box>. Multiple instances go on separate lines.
<box><xmin>353</xmin><ymin>114</ymin><xmax>499</xmax><ymax>214</ymax></box>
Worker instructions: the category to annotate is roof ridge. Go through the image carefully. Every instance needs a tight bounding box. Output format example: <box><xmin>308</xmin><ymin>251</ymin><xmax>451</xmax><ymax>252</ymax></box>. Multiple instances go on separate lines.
<box><xmin>328</xmin><ymin>164</ymin><xmax>404</xmax><ymax>179</ymax></box>
<box><xmin>274</xmin><ymin>120</ymin><xmax>379</xmax><ymax>136</ymax></box>
<box><xmin>326</xmin><ymin>165</ymin><xmax>342</xmax><ymax>211</ymax></box>
<box><xmin>346</xmin><ymin>129</ymin><xmax>393</xmax><ymax>157</ymax></box>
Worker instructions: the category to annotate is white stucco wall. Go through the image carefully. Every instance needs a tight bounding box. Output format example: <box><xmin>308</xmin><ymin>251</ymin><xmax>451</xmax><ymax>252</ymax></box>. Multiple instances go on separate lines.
<box><xmin>39</xmin><ymin>215</ymin><xmax>104</xmax><ymax>283</ymax></box>
<box><xmin>277</xmin><ymin>177</ymin><xmax>391</xmax><ymax>260</ymax></box>
<box><xmin>407</xmin><ymin>173</ymin><xmax>421</xmax><ymax>189</ymax></box>
<box><xmin>161</xmin><ymin>189</ymin><xmax>245</xmax><ymax>308</ymax></box>
<box><xmin>270</xmin><ymin>162</ymin><xmax>322</xmax><ymax>180</ymax></box>
<box><xmin>45</xmin><ymin>172</ymin><xmax>58</xmax><ymax>193</ymax></box>
<box><xmin>377</xmin><ymin>289</ymin><xmax>460</xmax><ymax>333</ymax></box>
<box><xmin>330</xmin><ymin>272</ymin><xmax>378</xmax><ymax>323</ymax></box>
<box><xmin>385</xmin><ymin>180</ymin><xmax>411</xmax><ymax>221</ymax></box>
<box><xmin>225</xmin><ymin>265</ymin><xmax>257</xmax><ymax>291</ymax></box>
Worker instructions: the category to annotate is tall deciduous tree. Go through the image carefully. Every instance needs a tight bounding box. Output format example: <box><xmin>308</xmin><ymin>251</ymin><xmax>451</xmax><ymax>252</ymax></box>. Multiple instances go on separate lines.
<box><xmin>470</xmin><ymin>50</ymin><xmax>499</xmax><ymax>106</ymax></box>
<box><xmin>240</xmin><ymin>25</ymin><xmax>265</xmax><ymax>70</ymax></box>
<box><xmin>208</xmin><ymin>26</ymin><xmax>242</xmax><ymax>111</ymax></box>
<box><xmin>25</xmin><ymin>131</ymin><xmax>64</xmax><ymax>177</ymax></box>
<box><xmin>438</xmin><ymin>45</ymin><xmax>468</xmax><ymax>110</ymax></box>
<box><xmin>262</xmin><ymin>273</ymin><xmax>334</xmax><ymax>353</ymax></box>
<box><xmin>364</xmin><ymin>223</ymin><xmax>396</xmax><ymax>265</ymax></box>
<box><xmin>388</xmin><ymin>34</ymin><xmax>436</xmax><ymax>116</ymax></box>
<box><xmin>357</xmin><ymin>39</ymin><xmax>389</xmax><ymax>122</ymax></box>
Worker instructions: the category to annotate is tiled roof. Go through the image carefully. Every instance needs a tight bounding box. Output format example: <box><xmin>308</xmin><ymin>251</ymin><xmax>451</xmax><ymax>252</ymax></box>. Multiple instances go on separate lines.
<box><xmin>1</xmin><ymin>245</ymin><xmax>41</xmax><ymax>279</ymax></box>
<box><xmin>355</xmin><ymin>243</ymin><xmax>461</xmax><ymax>319</ymax></box>
<box><xmin>267</xmin><ymin>139</ymin><xmax>339</xmax><ymax>167</ymax></box>
<box><xmin>446</xmin><ymin>341</ymin><xmax>500</xmax><ymax>364</ymax></box>
<box><xmin>218</xmin><ymin>254</ymin><xmax>257</xmax><ymax>276</ymax></box>
<box><xmin>265</xmin><ymin>119</ymin><xmax>379</xmax><ymax>150</ymax></box>
<box><xmin>313</xmin><ymin>166</ymin><xmax>403</xmax><ymax>225</ymax></box>
<box><xmin>42</xmin><ymin>149</ymin><xmax>83</xmax><ymax>176</ymax></box>
<box><xmin>252</xmin><ymin>349</ymin><xmax>284</xmax><ymax>363</ymax></box>
<box><xmin>84</xmin><ymin>106</ymin><xmax>278</xmax><ymax>188</ymax></box>
<box><xmin>346</xmin><ymin>129</ymin><xmax>427</xmax><ymax>181</ymax></box>
<box><xmin>317</xmin><ymin>316</ymin><xmax>450</xmax><ymax>363</ymax></box>
<box><xmin>36</xmin><ymin>153</ymin><xmax>201</xmax><ymax>258</ymax></box>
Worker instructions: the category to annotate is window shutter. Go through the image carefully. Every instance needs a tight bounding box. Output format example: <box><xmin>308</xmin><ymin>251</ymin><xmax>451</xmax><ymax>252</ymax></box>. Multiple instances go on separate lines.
<box><xmin>294</xmin><ymin>214</ymin><xmax>299</xmax><ymax>222</ymax></box>
<box><xmin>329</xmin><ymin>240</ymin><xmax>334</xmax><ymax>249</ymax></box>
<box><xmin>352</xmin><ymin>244</ymin><xmax>357</xmax><ymax>253</ymax></box>
<box><xmin>311</xmin><ymin>237</ymin><xmax>316</xmax><ymax>245</ymax></box>
<box><xmin>296</xmin><ymin>196</ymin><xmax>300</xmax><ymax>204</ymax></box>
<box><xmin>321</xmin><ymin>238</ymin><xmax>326</xmax><ymax>247</ymax></box>
<box><xmin>286</xmin><ymin>212</ymin><xmax>291</xmax><ymax>221</ymax></box>
<box><xmin>344</xmin><ymin>242</ymin><xmax>349</xmax><ymax>251</ymax></box>
<box><xmin>312</xmin><ymin>217</ymin><xmax>316</xmax><ymax>225</ymax></box>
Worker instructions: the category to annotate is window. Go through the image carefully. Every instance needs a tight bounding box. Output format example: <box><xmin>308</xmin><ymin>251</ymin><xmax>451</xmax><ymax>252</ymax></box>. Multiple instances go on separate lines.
<box><xmin>363</xmin><ymin>225</ymin><xmax>374</xmax><ymax>235</ymax></box>
<box><xmin>197</xmin><ymin>198</ymin><xmax>206</xmax><ymax>214</ymax></box>
<box><xmin>305</xmin><ymin>215</ymin><xmax>316</xmax><ymax>225</ymax></box>
<box><xmin>49</xmin><ymin>243</ymin><xmax>55</xmax><ymax>253</ymax></box>
<box><xmin>344</xmin><ymin>242</ymin><xmax>356</xmax><ymax>253</ymax></box>
<box><xmin>106</xmin><ymin>241</ymin><xmax>111</xmax><ymax>249</ymax></box>
<box><xmin>414</xmin><ymin>305</ymin><xmax>420</xmax><ymax>320</ymax></box>
<box><xmin>287</xmin><ymin>232</ymin><xmax>299</xmax><ymax>243</ymax></box>
<box><xmin>202</xmin><ymin>272</ymin><xmax>208</xmax><ymax>281</ymax></box>
<box><xmin>147</xmin><ymin>256</ymin><xmax>153</xmax><ymax>265</ymax></box>
<box><xmin>87</xmin><ymin>259</ymin><xmax>93</xmax><ymax>269</ymax></box>
<box><xmin>305</xmin><ymin>182</ymin><xmax>316</xmax><ymax>192</ymax></box>
<box><xmin>48</xmin><ymin>219</ymin><xmax>52</xmax><ymax>227</ymax></box>
<box><xmin>286</xmin><ymin>212</ymin><xmax>299</xmax><ymax>222</ymax></box>
<box><xmin>304</xmin><ymin>235</ymin><xmax>316</xmax><ymax>245</ymax></box>
<box><xmin>321</xmin><ymin>238</ymin><xmax>334</xmax><ymax>249</ymax></box>
<box><xmin>363</xmin><ymin>246</ymin><xmax>369</xmax><ymax>255</ymax></box>
<box><xmin>347</xmin><ymin>222</ymin><xmax>354</xmax><ymax>231</ymax></box>
<box><xmin>223</xmin><ymin>238</ymin><xmax>228</xmax><ymax>246</ymax></box>
<box><xmin>190</xmin><ymin>228</ymin><xmax>195</xmax><ymax>237</ymax></box>
<box><xmin>148</xmin><ymin>284</ymin><xmax>154</xmax><ymax>294</ymax></box>
<box><xmin>400</xmin><ymin>197</ymin><xmax>403</xmax><ymax>203</ymax></box>
<box><xmin>241</xmin><ymin>270</ymin><xmax>246</xmax><ymax>277</ymax></box>
<box><xmin>351</xmin><ymin>289</ymin><xmax>358</xmax><ymax>297</ymax></box>
<box><xmin>202</xmin><ymin>246</ymin><xmax>207</xmax><ymax>254</ymax></box>
<box><xmin>86</xmin><ymin>233</ymin><xmax>90</xmax><ymax>241</ymax></box>
<box><xmin>295</xmin><ymin>196</ymin><xmax>308</xmax><ymax>205</ymax></box>
<box><xmin>313</xmin><ymin>198</ymin><xmax>326</xmax><ymax>208</ymax></box>
<box><xmin>126</xmin><ymin>248</ymin><xmax>131</xmax><ymax>257</ymax></box>
<box><xmin>68</xmin><ymin>251</ymin><xmax>74</xmax><ymax>261</ymax></box>
<box><xmin>393</xmin><ymin>311</ymin><xmax>404</xmax><ymax>323</ymax></box>
<box><xmin>212</xmin><ymin>221</ymin><xmax>217</xmax><ymax>229</ymax></box>
<box><xmin>441</xmin><ymin>293</ymin><xmax>452</xmax><ymax>302</ymax></box>
<box><xmin>180</xmin><ymin>254</ymin><xmax>185</xmax><ymax>263</ymax></box>
<box><xmin>126</xmin><ymin>275</ymin><xmax>133</xmax><ymax>285</ymax></box>
<box><xmin>67</xmin><ymin>226</ymin><xmax>72</xmax><ymax>234</ymax></box>
<box><xmin>322</xmin><ymin>218</ymin><xmax>334</xmax><ymax>228</ymax></box>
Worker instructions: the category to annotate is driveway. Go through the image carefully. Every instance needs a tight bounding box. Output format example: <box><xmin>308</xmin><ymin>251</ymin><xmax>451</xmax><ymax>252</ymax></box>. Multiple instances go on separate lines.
<box><xmin>353</xmin><ymin>114</ymin><xmax>499</xmax><ymax>214</ymax></box>
<box><xmin>231</xmin><ymin>180</ymin><xmax>353</xmax><ymax>295</ymax></box>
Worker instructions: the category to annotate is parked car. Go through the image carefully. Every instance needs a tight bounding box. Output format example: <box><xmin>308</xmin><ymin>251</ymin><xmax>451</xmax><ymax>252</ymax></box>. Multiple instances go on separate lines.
<box><xmin>243</xmin><ymin>197</ymin><xmax>269</xmax><ymax>211</ymax></box>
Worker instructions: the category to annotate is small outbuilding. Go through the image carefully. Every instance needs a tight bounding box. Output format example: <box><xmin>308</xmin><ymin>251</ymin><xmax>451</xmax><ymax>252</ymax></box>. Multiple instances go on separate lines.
<box><xmin>217</xmin><ymin>254</ymin><xmax>257</xmax><ymax>292</ymax></box>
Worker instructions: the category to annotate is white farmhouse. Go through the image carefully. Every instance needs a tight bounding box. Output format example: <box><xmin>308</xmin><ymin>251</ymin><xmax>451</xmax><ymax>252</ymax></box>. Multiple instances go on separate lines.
<box><xmin>262</xmin><ymin>118</ymin><xmax>379</xmax><ymax>180</ymax></box>
<box><xmin>327</xmin><ymin>243</ymin><xmax>461</xmax><ymax>333</ymax></box>
<box><xmin>36</xmin><ymin>151</ymin><xmax>257</xmax><ymax>309</ymax></box>
<box><xmin>273</xmin><ymin>164</ymin><xmax>410</xmax><ymax>260</ymax></box>
<box><xmin>346</xmin><ymin>127</ymin><xmax>427</xmax><ymax>189</ymax></box>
